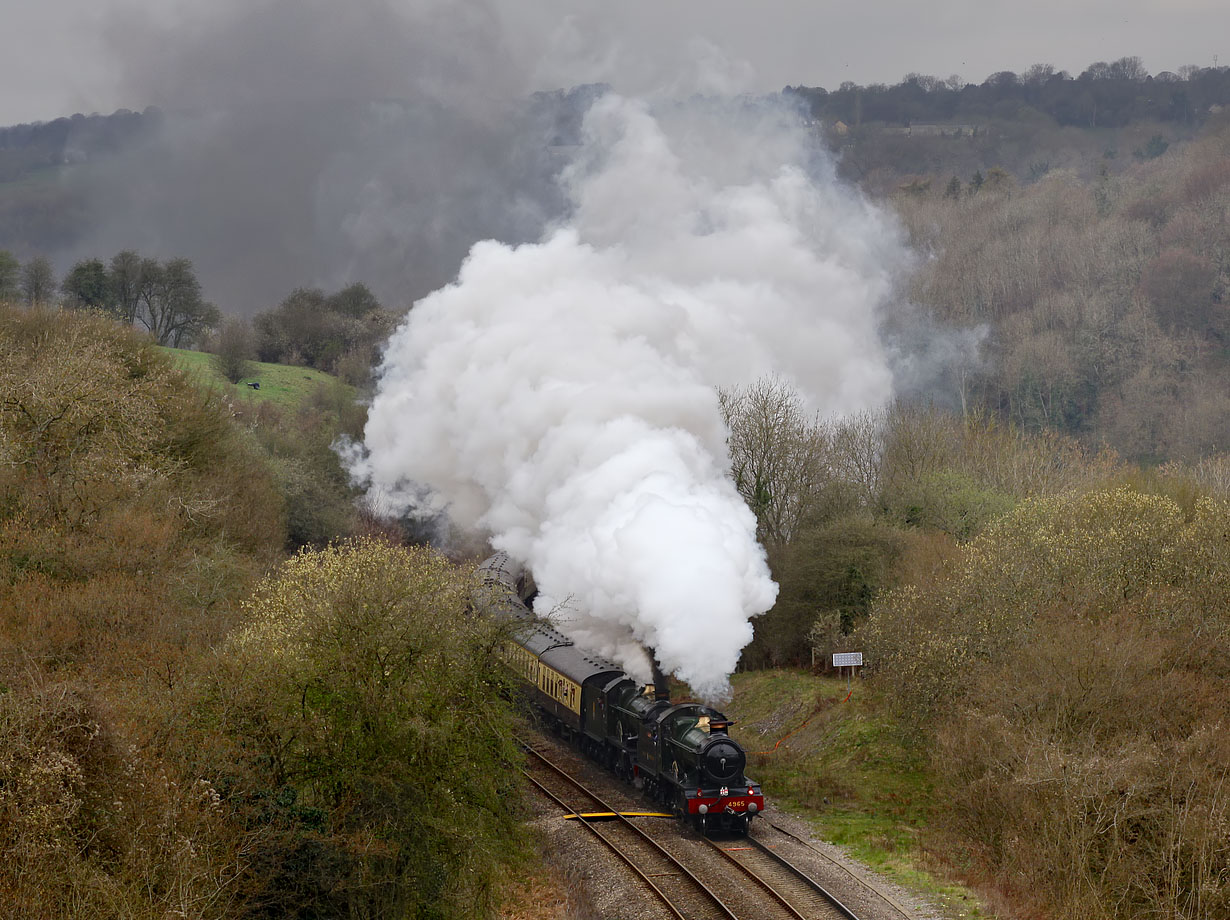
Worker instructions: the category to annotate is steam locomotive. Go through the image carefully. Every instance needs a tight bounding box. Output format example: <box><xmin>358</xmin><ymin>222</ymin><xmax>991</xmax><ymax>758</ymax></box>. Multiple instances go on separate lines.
<box><xmin>477</xmin><ymin>552</ymin><xmax>764</xmax><ymax>834</ymax></box>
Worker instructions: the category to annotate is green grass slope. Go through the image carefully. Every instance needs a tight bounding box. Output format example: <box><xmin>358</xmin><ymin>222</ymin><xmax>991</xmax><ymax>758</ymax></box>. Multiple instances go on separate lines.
<box><xmin>159</xmin><ymin>347</ymin><xmax>354</xmax><ymax>410</ymax></box>
<box><xmin>724</xmin><ymin>670</ymin><xmax>988</xmax><ymax>918</ymax></box>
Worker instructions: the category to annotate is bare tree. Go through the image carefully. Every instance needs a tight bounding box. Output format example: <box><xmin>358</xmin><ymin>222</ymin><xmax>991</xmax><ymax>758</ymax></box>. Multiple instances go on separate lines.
<box><xmin>1023</xmin><ymin>63</ymin><xmax>1056</xmax><ymax>85</ymax></box>
<box><xmin>830</xmin><ymin>409</ymin><xmax>887</xmax><ymax>506</ymax></box>
<box><xmin>135</xmin><ymin>257</ymin><xmax>220</xmax><ymax>347</ymax></box>
<box><xmin>19</xmin><ymin>257</ymin><xmax>56</xmax><ymax>307</ymax></box>
<box><xmin>720</xmin><ymin>377</ymin><xmax>833</xmax><ymax>548</ymax></box>
<box><xmin>0</xmin><ymin>250</ymin><xmax>18</xmax><ymax>302</ymax></box>
<box><xmin>108</xmin><ymin>250</ymin><xmax>145</xmax><ymax>325</ymax></box>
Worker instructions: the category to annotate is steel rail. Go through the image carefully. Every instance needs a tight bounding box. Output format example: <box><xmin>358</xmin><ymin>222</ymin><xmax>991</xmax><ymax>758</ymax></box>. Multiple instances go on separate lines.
<box><xmin>764</xmin><ymin>819</ymin><xmax>915</xmax><ymax>920</ymax></box>
<box><xmin>704</xmin><ymin>834</ymin><xmax>810</xmax><ymax>920</ymax></box>
<box><xmin>521</xmin><ymin>740</ymin><xmax>738</xmax><ymax>920</ymax></box>
<box><xmin>706</xmin><ymin>833</ymin><xmax>863</xmax><ymax>920</ymax></box>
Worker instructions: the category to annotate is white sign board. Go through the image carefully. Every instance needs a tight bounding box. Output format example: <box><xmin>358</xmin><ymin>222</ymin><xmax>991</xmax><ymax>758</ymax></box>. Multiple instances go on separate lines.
<box><xmin>832</xmin><ymin>652</ymin><xmax>864</xmax><ymax>668</ymax></box>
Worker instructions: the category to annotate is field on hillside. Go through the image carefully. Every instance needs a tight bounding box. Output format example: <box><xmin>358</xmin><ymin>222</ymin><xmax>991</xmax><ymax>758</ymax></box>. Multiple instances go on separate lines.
<box><xmin>159</xmin><ymin>346</ymin><xmax>355</xmax><ymax>410</ymax></box>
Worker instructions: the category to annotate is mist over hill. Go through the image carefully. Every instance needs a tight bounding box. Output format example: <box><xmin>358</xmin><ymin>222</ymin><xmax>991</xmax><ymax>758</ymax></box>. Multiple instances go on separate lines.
<box><xmin>5</xmin><ymin>50</ymin><xmax>1230</xmax><ymax>314</ymax></box>
<box><xmin>0</xmin><ymin>90</ymin><xmax>603</xmax><ymax>313</ymax></box>
<box><xmin>0</xmin><ymin>0</ymin><xmax>630</xmax><ymax>313</ymax></box>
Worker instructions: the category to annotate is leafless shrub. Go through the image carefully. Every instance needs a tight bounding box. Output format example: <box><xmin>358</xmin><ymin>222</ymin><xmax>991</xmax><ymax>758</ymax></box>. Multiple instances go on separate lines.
<box><xmin>211</xmin><ymin>315</ymin><xmax>256</xmax><ymax>383</ymax></box>
<box><xmin>866</xmin><ymin>486</ymin><xmax>1230</xmax><ymax>918</ymax></box>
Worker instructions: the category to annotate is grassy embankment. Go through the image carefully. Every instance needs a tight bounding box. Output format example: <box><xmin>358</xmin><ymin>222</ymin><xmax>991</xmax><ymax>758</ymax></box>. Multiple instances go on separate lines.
<box><xmin>158</xmin><ymin>346</ymin><xmax>352</xmax><ymax>410</ymax></box>
<box><xmin>159</xmin><ymin>346</ymin><xmax>366</xmax><ymax>549</ymax></box>
<box><xmin>725</xmin><ymin>669</ymin><xmax>988</xmax><ymax>918</ymax></box>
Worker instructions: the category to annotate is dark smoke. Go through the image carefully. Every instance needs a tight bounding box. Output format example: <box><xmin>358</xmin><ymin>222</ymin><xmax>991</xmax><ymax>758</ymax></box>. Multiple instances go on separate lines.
<box><xmin>54</xmin><ymin>0</ymin><xmax>590</xmax><ymax>312</ymax></box>
<box><xmin>649</xmin><ymin>653</ymin><xmax>672</xmax><ymax>701</ymax></box>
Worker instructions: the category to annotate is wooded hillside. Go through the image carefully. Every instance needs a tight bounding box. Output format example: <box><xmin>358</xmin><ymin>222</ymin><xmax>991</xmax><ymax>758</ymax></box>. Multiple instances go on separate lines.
<box><xmin>892</xmin><ymin>117</ymin><xmax>1230</xmax><ymax>463</ymax></box>
<box><xmin>0</xmin><ymin>306</ymin><xmax>525</xmax><ymax>919</ymax></box>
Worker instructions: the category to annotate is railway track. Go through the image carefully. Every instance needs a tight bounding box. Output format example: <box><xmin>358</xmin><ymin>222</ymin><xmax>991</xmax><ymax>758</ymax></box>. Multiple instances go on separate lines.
<box><xmin>761</xmin><ymin>819</ymin><xmax>916</xmax><ymax>920</ymax></box>
<box><xmin>521</xmin><ymin>735</ymin><xmax>871</xmax><ymax>920</ymax></box>
<box><xmin>706</xmin><ymin>834</ymin><xmax>860</xmax><ymax>920</ymax></box>
<box><xmin>521</xmin><ymin>740</ymin><xmax>737</xmax><ymax>920</ymax></box>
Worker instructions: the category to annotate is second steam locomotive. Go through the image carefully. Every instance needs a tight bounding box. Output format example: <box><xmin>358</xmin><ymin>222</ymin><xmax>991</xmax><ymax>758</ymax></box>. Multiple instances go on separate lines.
<box><xmin>478</xmin><ymin>552</ymin><xmax>764</xmax><ymax>834</ymax></box>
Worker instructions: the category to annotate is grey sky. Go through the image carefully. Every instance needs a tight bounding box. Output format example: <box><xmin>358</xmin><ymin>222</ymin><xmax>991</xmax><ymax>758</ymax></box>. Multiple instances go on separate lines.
<box><xmin>3</xmin><ymin>0</ymin><xmax>1227</xmax><ymax>125</ymax></box>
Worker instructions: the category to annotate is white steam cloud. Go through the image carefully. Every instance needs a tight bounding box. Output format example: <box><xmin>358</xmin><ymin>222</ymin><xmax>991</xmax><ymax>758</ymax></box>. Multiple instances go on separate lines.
<box><xmin>350</xmin><ymin>92</ymin><xmax>906</xmax><ymax>699</ymax></box>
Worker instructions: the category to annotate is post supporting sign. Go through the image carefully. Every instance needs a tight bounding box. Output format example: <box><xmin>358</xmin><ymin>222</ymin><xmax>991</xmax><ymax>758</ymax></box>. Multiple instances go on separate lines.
<box><xmin>832</xmin><ymin>652</ymin><xmax>864</xmax><ymax>694</ymax></box>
